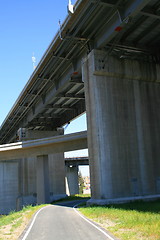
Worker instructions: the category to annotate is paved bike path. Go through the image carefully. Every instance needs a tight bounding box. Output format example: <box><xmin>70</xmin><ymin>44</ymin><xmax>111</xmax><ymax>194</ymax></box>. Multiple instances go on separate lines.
<box><xmin>21</xmin><ymin>201</ymin><xmax>117</xmax><ymax>240</ymax></box>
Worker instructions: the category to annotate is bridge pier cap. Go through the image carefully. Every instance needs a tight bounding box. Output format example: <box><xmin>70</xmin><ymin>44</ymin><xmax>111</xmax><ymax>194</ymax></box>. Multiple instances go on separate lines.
<box><xmin>17</xmin><ymin>128</ymin><xmax>64</xmax><ymax>141</ymax></box>
<box><xmin>83</xmin><ymin>49</ymin><xmax>160</xmax><ymax>204</ymax></box>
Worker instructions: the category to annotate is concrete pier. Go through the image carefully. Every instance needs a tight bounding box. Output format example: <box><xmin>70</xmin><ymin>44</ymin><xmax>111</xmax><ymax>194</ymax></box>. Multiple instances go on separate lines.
<box><xmin>17</xmin><ymin>157</ymin><xmax>37</xmax><ymax>210</ymax></box>
<box><xmin>36</xmin><ymin>155</ymin><xmax>50</xmax><ymax>204</ymax></box>
<box><xmin>83</xmin><ymin>49</ymin><xmax>160</xmax><ymax>204</ymax></box>
<box><xmin>49</xmin><ymin>153</ymin><xmax>66</xmax><ymax>201</ymax></box>
<box><xmin>66</xmin><ymin>165</ymin><xmax>79</xmax><ymax>195</ymax></box>
<box><xmin>0</xmin><ymin>130</ymin><xmax>87</xmax><ymax>213</ymax></box>
<box><xmin>25</xmin><ymin>129</ymin><xmax>66</xmax><ymax>205</ymax></box>
<box><xmin>0</xmin><ymin>161</ymin><xmax>19</xmax><ymax>214</ymax></box>
<box><xmin>3</xmin><ymin>129</ymin><xmax>68</xmax><ymax>211</ymax></box>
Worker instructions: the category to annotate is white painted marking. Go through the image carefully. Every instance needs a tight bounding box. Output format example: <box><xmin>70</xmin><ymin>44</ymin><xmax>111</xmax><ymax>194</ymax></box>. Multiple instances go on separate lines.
<box><xmin>22</xmin><ymin>203</ymin><xmax>115</xmax><ymax>240</ymax></box>
<box><xmin>73</xmin><ymin>204</ymin><xmax>115</xmax><ymax>240</ymax></box>
<box><xmin>21</xmin><ymin>205</ymin><xmax>51</xmax><ymax>240</ymax></box>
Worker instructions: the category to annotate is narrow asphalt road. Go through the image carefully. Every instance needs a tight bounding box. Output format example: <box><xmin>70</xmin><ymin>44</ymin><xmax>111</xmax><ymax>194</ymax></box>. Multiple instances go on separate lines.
<box><xmin>21</xmin><ymin>200</ymin><xmax>116</xmax><ymax>240</ymax></box>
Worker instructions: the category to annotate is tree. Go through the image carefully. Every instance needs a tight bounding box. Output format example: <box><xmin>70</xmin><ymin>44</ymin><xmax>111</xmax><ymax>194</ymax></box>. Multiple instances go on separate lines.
<box><xmin>78</xmin><ymin>170</ymin><xmax>85</xmax><ymax>194</ymax></box>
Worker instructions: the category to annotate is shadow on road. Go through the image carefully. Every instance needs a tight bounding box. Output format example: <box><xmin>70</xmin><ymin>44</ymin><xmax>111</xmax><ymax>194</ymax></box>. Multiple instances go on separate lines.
<box><xmin>51</xmin><ymin>196</ymin><xmax>90</xmax><ymax>208</ymax></box>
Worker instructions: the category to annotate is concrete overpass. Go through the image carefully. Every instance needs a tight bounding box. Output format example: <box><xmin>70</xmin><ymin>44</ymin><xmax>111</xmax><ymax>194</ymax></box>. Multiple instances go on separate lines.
<box><xmin>65</xmin><ymin>156</ymin><xmax>89</xmax><ymax>196</ymax></box>
<box><xmin>0</xmin><ymin>131</ymin><xmax>87</xmax><ymax>214</ymax></box>
<box><xmin>0</xmin><ymin>131</ymin><xmax>87</xmax><ymax>161</ymax></box>
<box><xmin>0</xmin><ymin>0</ymin><xmax>160</xmax><ymax>212</ymax></box>
<box><xmin>65</xmin><ymin>156</ymin><xmax>89</xmax><ymax>166</ymax></box>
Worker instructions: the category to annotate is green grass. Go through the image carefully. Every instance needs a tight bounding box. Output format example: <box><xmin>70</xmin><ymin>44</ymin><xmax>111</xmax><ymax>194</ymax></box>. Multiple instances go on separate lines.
<box><xmin>0</xmin><ymin>195</ymin><xmax>90</xmax><ymax>239</ymax></box>
<box><xmin>1</xmin><ymin>196</ymin><xmax>159</xmax><ymax>240</ymax></box>
<box><xmin>0</xmin><ymin>204</ymin><xmax>47</xmax><ymax>240</ymax></box>
<box><xmin>0</xmin><ymin>205</ymin><xmax>44</xmax><ymax>228</ymax></box>
<box><xmin>79</xmin><ymin>200</ymin><xmax>160</xmax><ymax>240</ymax></box>
<box><xmin>0</xmin><ymin>210</ymin><xmax>21</xmax><ymax>228</ymax></box>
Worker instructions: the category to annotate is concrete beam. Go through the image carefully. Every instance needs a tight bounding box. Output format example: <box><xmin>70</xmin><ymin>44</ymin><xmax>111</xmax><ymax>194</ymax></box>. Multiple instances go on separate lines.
<box><xmin>0</xmin><ymin>131</ymin><xmax>87</xmax><ymax>161</ymax></box>
<box><xmin>65</xmin><ymin>157</ymin><xmax>89</xmax><ymax>166</ymax></box>
<box><xmin>96</xmin><ymin>0</ymin><xmax>151</xmax><ymax>48</ymax></box>
<box><xmin>141</xmin><ymin>7</ymin><xmax>160</xmax><ymax>20</ymax></box>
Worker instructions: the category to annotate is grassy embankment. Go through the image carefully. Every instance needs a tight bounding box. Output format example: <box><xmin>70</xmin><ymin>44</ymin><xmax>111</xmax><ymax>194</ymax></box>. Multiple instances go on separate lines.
<box><xmin>53</xmin><ymin>195</ymin><xmax>160</xmax><ymax>239</ymax></box>
<box><xmin>79</xmin><ymin>200</ymin><xmax>160</xmax><ymax>240</ymax></box>
<box><xmin>0</xmin><ymin>194</ymin><xmax>88</xmax><ymax>240</ymax></box>
<box><xmin>0</xmin><ymin>204</ymin><xmax>47</xmax><ymax>240</ymax></box>
<box><xmin>0</xmin><ymin>195</ymin><xmax>160</xmax><ymax>240</ymax></box>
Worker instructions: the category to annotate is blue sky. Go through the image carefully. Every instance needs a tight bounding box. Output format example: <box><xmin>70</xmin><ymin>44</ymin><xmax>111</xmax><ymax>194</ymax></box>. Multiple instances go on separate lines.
<box><xmin>0</xmin><ymin>0</ymin><xmax>88</xmax><ymax>174</ymax></box>
<box><xmin>0</xmin><ymin>0</ymin><xmax>75</xmax><ymax>125</ymax></box>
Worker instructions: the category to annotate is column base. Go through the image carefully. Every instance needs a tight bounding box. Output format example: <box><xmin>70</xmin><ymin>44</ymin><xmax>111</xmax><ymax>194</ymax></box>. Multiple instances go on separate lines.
<box><xmin>87</xmin><ymin>194</ymin><xmax>160</xmax><ymax>206</ymax></box>
<box><xmin>50</xmin><ymin>194</ymin><xmax>67</xmax><ymax>202</ymax></box>
<box><xmin>16</xmin><ymin>195</ymin><xmax>37</xmax><ymax>211</ymax></box>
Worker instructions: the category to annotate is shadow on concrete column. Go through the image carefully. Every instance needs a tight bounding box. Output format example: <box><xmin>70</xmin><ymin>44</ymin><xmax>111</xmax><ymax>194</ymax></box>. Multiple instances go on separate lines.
<box><xmin>36</xmin><ymin>155</ymin><xmax>50</xmax><ymax>204</ymax></box>
<box><xmin>83</xmin><ymin>49</ymin><xmax>160</xmax><ymax>204</ymax></box>
<box><xmin>65</xmin><ymin>165</ymin><xmax>79</xmax><ymax>195</ymax></box>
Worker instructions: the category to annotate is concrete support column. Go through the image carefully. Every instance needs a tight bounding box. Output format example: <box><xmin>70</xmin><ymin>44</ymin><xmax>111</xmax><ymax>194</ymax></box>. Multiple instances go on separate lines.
<box><xmin>65</xmin><ymin>165</ymin><xmax>79</xmax><ymax>195</ymax></box>
<box><xmin>18</xmin><ymin>128</ymin><xmax>66</xmax><ymax>203</ymax></box>
<box><xmin>49</xmin><ymin>153</ymin><xmax>67</xmax><ymax>201</ymax></box>
<box><xmin>83</xmin><ymin>49</ymin><xmax>160</xmax><ymax>204</ymax></box>
<box><xmin>0</xmin><ymin>161</ymin><xmax>19</xmax><ymax>214</ymax></box>
<box><xmin>36</xmin><ymin>155</ymin><xmax>50</xmax><ymax>204</ymax></box>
